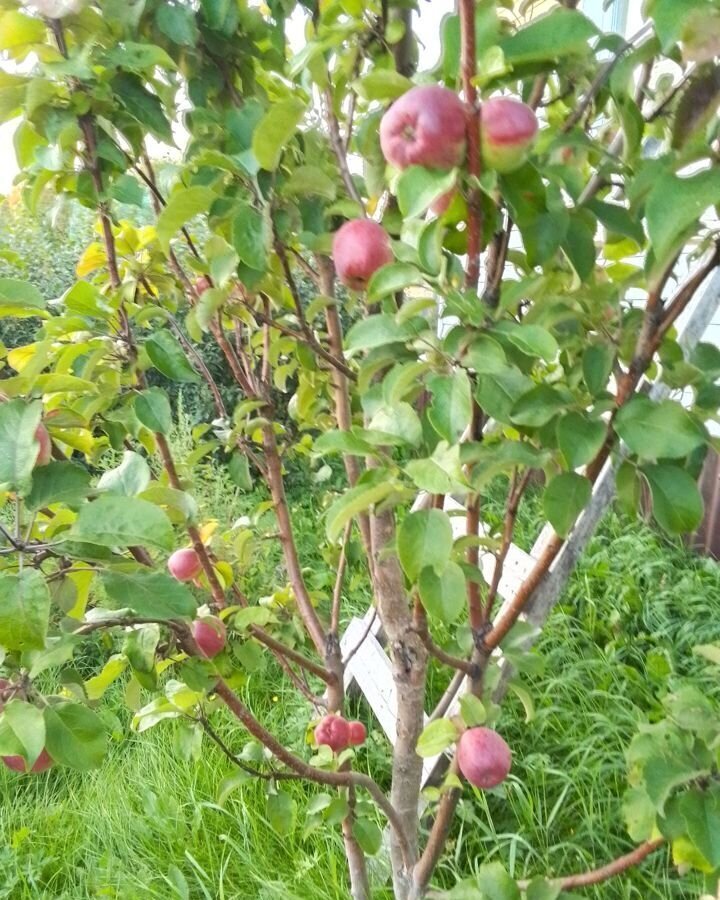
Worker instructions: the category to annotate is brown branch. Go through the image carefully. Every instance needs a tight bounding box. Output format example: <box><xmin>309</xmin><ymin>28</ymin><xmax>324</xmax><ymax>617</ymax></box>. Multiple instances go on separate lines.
<box><xmin>330</xmin><ymin>522</ymin><xmax>352</xmax><ymax>636</ymax></box>
<box><xmin>519</xmin><ymin>839</ymin><xmax>665</xmax><ymax>891</ymax></box>
<box><xmin>324</xmin><ymin>88</ymin><xmax>364</xmax><ymax>209</ymax></box>
<box><xmin>483</xmin><ymin>469</ymin><xmax>532</xmax><ymax>621</ymax></box>
<box><xmin>656</xmin><ymin>242</ymin><xmax>720</xmax><ymax>344</ymax></box>
<box><xmin>342</xmin><ymin>608</ymin><xmax>378</xmax><ymax>667</ymax></box>
<box><xmin>459</xmin><ymin>0</ymin><xmax>482</xmax><ymax>291</ymax></box>
<box><xmin>415</xmin><ymin>620</ymin><xmax>474</xmax><ymax>676</ymax></box>
<box><xmin>262</xmin><ymin>424</ymin><xmax>328</xmax><ymax>657</ymax></box>
<box><xmin>153</xmin><ymin>431</ymin><xmax>228</xmax><ymax>610</ymax></box>
<box><xmin>214</xmin><ymin>678</ymin><xmax>413</xmax><ymax>871</ymax></box>
<box><xmin>411</xmin><ymin>759</ymin><xmax>462</xmax><ymax>894</ymax></box>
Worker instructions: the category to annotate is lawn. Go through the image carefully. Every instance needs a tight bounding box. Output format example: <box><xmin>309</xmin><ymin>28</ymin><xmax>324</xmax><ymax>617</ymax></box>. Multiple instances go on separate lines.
<box><xmin>2</xmin><ymin>422</ymin><xmax>717</xmax><ymax>899</ymax></box>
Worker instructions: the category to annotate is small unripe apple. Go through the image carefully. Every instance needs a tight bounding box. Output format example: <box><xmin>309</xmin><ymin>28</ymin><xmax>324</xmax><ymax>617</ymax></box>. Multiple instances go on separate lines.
<box><xmin>380</xmin><ymin>85</ymin><xmax>467</xmax><ymax>171</ymax></box>
<box><xmin>2</xmin><ymin>748</ymin><xmax>54</xmax><ymax>774</ymax></box>
<box><xmin>480</xmin><ymin>97</ymin><xmax>538</xmax><ymax>174</ymax></box>
<box><xmin>195</xmin><ymin>276</ymin><xmax>211</xmax><ymax>295</ymax></box>
<box><xmin>34</xmin><ymin>423</ymin><xmax>52</xmax><ymax>467</ymax></box>
<box><xmin>191</xmin><ymin>616</ymin><xmax>226</xmax><ymax>658</ymax></box>
<box><xmin>457</xmin><ymin>727</ymin><xmax>512</xmax><ymax>789</ymax></box>
<box><xmin>348</xmin><ymin>721</ymin><xmax>367</xmax><ymax>747</ymax></box>
<box><xmin>167</xmin><ymin>548</ymin><xmax>203</xmax><ymax>582</ymax></box>
<box><xmin>431</xmin><ymin>189</ymin><xmax>456</xmax><ymax>217</ymax></box>
<box><xmin>332</xmin><ymin>219</ymin><xmax>393</xmax><ymax>291</ymax></box>
<box><xmin>314</xmin><ymin>715</ymin><xmax>351</xmax><ymax>752</ymax></box>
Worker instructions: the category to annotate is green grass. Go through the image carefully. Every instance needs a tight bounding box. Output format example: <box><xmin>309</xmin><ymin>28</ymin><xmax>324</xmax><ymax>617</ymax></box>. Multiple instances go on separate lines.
<box><xmin>3</xmin><ymin>441</ymin><xmax>720</xmax><ymax>898</ymax></box>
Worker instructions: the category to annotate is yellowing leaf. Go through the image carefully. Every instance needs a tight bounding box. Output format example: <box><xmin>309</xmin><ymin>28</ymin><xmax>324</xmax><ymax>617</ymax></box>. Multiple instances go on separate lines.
<box><xmin>199</xmin><ymin>519</ymin><xmax>219</xmax><ymax>543</ymax></box>
<box><xmin>76</xmin><ymin>243</ymin><xmax>107</xmax><ymax>277</ymax></box>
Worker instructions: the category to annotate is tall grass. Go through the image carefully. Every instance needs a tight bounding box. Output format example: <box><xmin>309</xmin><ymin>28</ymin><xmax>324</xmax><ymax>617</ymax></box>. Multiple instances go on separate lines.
<box><xmin>3</xmin><ymin>420</ymin><xmax>719</xmax><ymax>898</ymax></box>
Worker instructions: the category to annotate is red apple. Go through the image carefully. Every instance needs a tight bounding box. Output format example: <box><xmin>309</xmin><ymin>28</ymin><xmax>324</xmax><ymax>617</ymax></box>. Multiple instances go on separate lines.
<box><xmin>480</xmin><ymin>97</ymin><xmax>538</xmax><ymax>174</ymax></box>
<box><xmin>457</xmin><ymin>727</ymin><xmax>512</xmax><ymax>789</ymax></box>
<box><xmin>168</xmin><ymin>548</ymin><xmax>203</xmax><ymax>582</ymax></box>
<box><xmin>332</xmin><ymin>219</ymin><xmax>393</xmax><ymax>291</ymax></box>
<box><xmin>380</xmin><ymin>85</ymin><xmax>467</xmax><ymax>171</ymax></box>
<box><xmin>2</xmin><ymin>748</ymin><xmax>54</xmax><ymax>774</ymax></box>
<box><xmin>314</xmin><ymin>715</ymin><xmax>351</xmax><ymax>752</ymax></box>
<box><xmin>34</xmin><ymin>423</ymin><xmax>52</xmax><ymax>467</ymax></box>
<box><xmin>191</xmin><ymin>616</ymin><xmax>227</xmax><ymax>658</ymax></box>
<box><xmin>431</xmin><ymin>189</ymin><xmax>456</xmax><ymax>216</ymax></box>
<box><xmin>195</xmin><ymin>276</ymin><xmax>211</xmax><ymax>295</ymax></box>
<box><xmin>348</xmin><ymin>721</ymin><xmax>367</xmax><ymax>747</ymax></box>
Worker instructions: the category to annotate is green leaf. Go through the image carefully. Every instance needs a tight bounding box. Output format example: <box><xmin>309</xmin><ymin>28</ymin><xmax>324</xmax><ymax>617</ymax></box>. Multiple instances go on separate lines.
<box><xmin>0</xmin><ymin>700</ymin><xmax>45</xmax><ymax>767</ymax></box>
<box><xmin>71</xmin><ymin>496</ymin><xmax>175</xmax><ymax>551</ymax></box>
<box><xmin>459</xmin><ymin>694</ymin><xmax>487</xmax><ymax>728</ymax></box>
<box><xmin>615</xmin><ymin>397</ymin><xmax>707</xmax><ymax>460</ymax></box>
<box><xmin>368</xmin><ymin>402</ymin><xmax>422</xmax><ymax>447</ymax></box>
<box><xmin>366</xmin><ymin>264</ymin><xmax>421</xmax><ymax>302</ymax></box>
<box><xmin>0</xmin><ymin>569</ymin><xmax>50</xmax><ymax>652</ymax></box>
<box><xmin>525</xmin><ymin>879</ymin><xmax>562</xmax><ymax>900</ymax></box>
<box><xmin>397</xmin><ymin>166</ymin><xmax>457</xmax><ymax>219</ymax></box>
<box><xmin>616</xmin><ymin>460</ymin><xmax>642</xmax><ymax>518</ymax></box>
<box><xmin>111</xmin><ymin>74</ymin><xmax>173</xmax><ymax>143</ymax></box>
<box><xmin>623</xmin><ymin>786</ymin><xmax>658</xmax><ymax>842</ymax></box>
<box><xmin>266</xmin><ymin>790</ymin><xmax>297</xmax><ymax>836</ymax></box>
<box><xmin>145</xmin><ymin>330</ymin><xmax>201</xmax><ymax>383</ymax></box>
<box><xmin>314</xmin><ymin>430</ymin><xmax>376</xmax><ymax>457</ymax></box>
<box><xmin>26</xmin><ymin>461</ymin><xmax>91</xmax><ymax>511</ymax></box>
<box><xmin>97</xmin><ymin>451</ymin><xmax>151</xmax><ymax>497</ymax></box>
<box><xmin>646</xmin><ymin>169</ymin><xmax>720</xmax><ymax>265</ymax></box>
<box><xmin>325</xmin><ymin>479</ymin><xmax>396</xmax><ymax>542</ymax></box>
<box><xmin>643</xmin><ymin>464</ymin><xmax>704</xmax><ymax>534</ymax></box>
<box><xmin>511</xmin><ymin>385</ymin><xmax>567</xmax><ymax>428</ymax></box>
<box><xmin>418</xmin><ymin>562</ymin><xmax>466</xmax><ymax>624</ymax></box>
<box><xmin>345</xmin><ymin>313</ymin><xmax>421</xmax><ymax>352</ymax></box>
<box><xmin>476</xmin><ymin>370</ymin><xmax>533</xmax><ymax>424</ymax></box>
<box><xmin>544</xmin><ymin>473</ymin><xmax>591</xmax><ymax>537</ymax></box>
<box><xmin>157</xmin><ymin>186</ymin><xmax>215</xmax><ymax>251</ymax></box>
<box><xmin>252</xmin><ymin>98</ymin><xmax>306</xmax><ymax>171</ymax></box>
<box><xmin>0</xmin><ymin>277</ymin><xmax>45</xmax><ymax>316</ymax></box>
<box><xmin>0</xmin><ymin>11</ymin><xmax>45</xmax><ymax>52</ymax></box>
<box><xmin>427</xmin><ymin>371</ymin><xmax>472</xmax><ymax>443</ymax></box>
<box><xmin>582</xmin><ymin>343</ymin><xmax>615</xmax><ymax>396</ymax></box>
<box><xmin>101</xmin><ymin>571</ymin><xmax>196</xmax><ymax>619</ymax></box>
<box><xmin>44</xmin><ymin>703</ymin><xmax>106</xmax><ymax>771</ymax></box>
<box><xmin>585</xmin><ymin>199</ymin><xmax>644</xmax><ymax>245</ymax></box>
<box><xmin>499</xmin><ymin>8</ymin><xmax>597</xmax><ymax>64</ymax></box>
<box><xmin>0</xmin><ymin>399</ymin><xmax>41</xmax><ymax>494</ymax></box>
<box><xmin>217</xmin><ymin>768</ymin><xmax>252</xmax><ymax>805</ymax></box>
<box><xmin>679</xmin><ymin>788</ymin><xmax>720</xmax><ymax>867</ymax></box>
<box><xmin>352</xmin><ymin>818</ymin><xmax>383</xmax><ymax>855</ymax></box>
<box><xmin>85</xmin><ymin>655</ymin><xmax>128</xmax><ymax>701</ymax></box>
<box><xmin>397</xmin><ymin>509</ymin><xmax>454</xmax><ymax>582</ymax></box>
<box><xmin>557</xmin><ymin>413</ymin><xmax>606</xmax><ymax>469</ymax></box>
<box><xmin>494</xmin><ymin>323</ymin><xmax>558</xmax><ymax>362</ymax></box>
<box><xmin>104</xmin><ymin>41</ymin><xmax>177</xmax><ymax>72</ymax></box>
<box><xmin>228</xmin><ymin>453</ymin><xmax>253</xmax><ymax>490</ymax></box>
<box><xmin>155</xmin><ymin>2</ymin><xmax>199</xmax><ymax>46</ymax></box>
<box><xmin>232</xmin><ymin>204</ymin><xmax>269</xmax><ymax>272</ymax></box>
<box><xmin>134</xmin><ymin>388</ymin><xmax>172</xmax><ymax>434</ymax></box>
<box><xmin>463</xmin><ymin>440</ymin><xmax>548</xmax><ymax>489</ymax></box>
<box><xmin>416</xmin><ymin>718</ymin><xmax>459</xmax><ymax>758</ymax></box>
<box><xmin>110</xmin><ymin>174</ymin><xmax>145</xmax><ymax>207</ymax></box>
<box><xmin>353</xmin><ymin>69</ymin><xmax>412</xmax><ymax>101</ymax></box>
<box><xmin>283</xmin><ymin>165</ymin><xmax>336</xmax><ymax>200</ymax></box>
<box><xmin>405</xmin><ymin>443</ymin><xmax>466</xmax><ymax>494</ymax></box>
<box><xmin>475</xmin><ymin>862</ymin><xmax>521</xmax><ymax>900</ymax></box>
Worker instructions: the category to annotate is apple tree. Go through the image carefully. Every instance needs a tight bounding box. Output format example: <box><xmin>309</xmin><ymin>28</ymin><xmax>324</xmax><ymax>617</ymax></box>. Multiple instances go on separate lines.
<box><xmin>1</xmin><ymin>0</ymin><xmax>720</xmax><ymax>896</ymax></box>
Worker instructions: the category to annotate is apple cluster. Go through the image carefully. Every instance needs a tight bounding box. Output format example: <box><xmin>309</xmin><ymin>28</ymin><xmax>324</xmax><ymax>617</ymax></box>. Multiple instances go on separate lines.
<box><xmin>314</xmin><ymin>714</ymin><xmax>367</xmax><ymax>752</ymax></box>
<box><xmin>333</xmin><ymin>86</ymin><xmax>538</xmax><ymax>290</ymax></box>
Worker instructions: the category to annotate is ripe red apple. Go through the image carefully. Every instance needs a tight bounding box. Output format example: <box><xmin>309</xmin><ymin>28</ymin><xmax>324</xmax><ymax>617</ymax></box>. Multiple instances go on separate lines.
<box><xmin>167</xmin><ymin>548</ymin><xmax>203</xmax><ymax>582</ymax></box>
<box><xmin>314</xmin><ymin>715</ymin><xmax>351</xmax><ymax>752</ymax></box>
<box><xmin>191</xmin><ymin>616</ymin><xmax>226</xmax><ymax>658</ymax></box>
<box><xmin>380</xmin><ymin>85</ymin><xmax>467</xmax><ymax>171</ymax></box>
<box><xmin>34</xmin><ymin>423</ymin><xmax>52</xmax><ymax>467</ymax></box>
<box><xmin>348</xmin><ymin>721</ymin><xmax>367</xmax><ymax>747</ymax></box>
<box><xmin>195</xmin><ymin>275</ymin><xmax>211</xmax><ymax>295</ymax></box>
<box><xmin>332</xmin><ymin>219</ymin><xmax>393</xmax><ymax>291</ymax></box>
<box><xmin>2</xmin><ymin>748</ymin><xmax>53</xmax><ymax>774</ymax></box>
<box><xmin>480</xmin><ymin>97</ymin><xmax>538</xmax><ymax>174</ymax></box>
<box><xmin>457</xmin><ymin>727</ymin><xmax>512</xmax><ymax>789</ymax></box>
